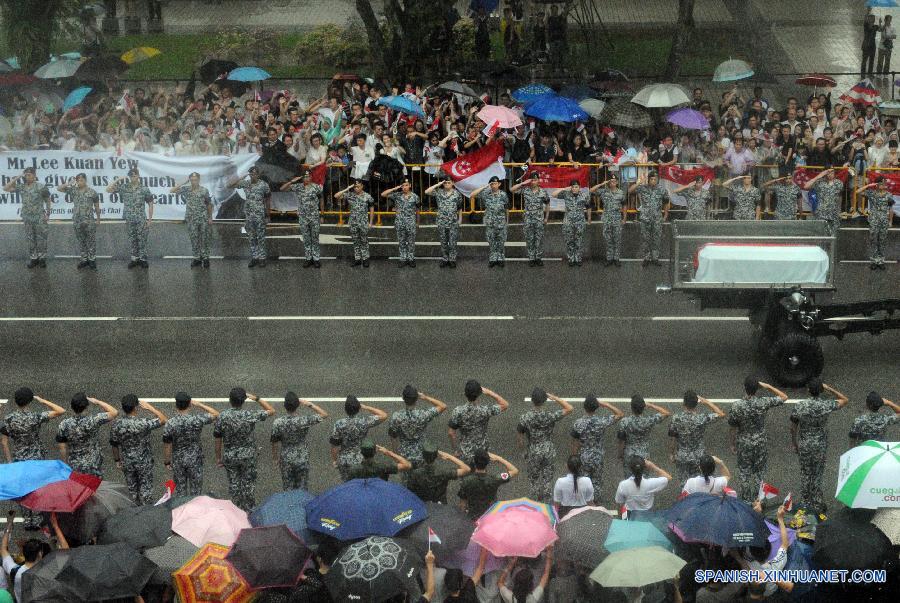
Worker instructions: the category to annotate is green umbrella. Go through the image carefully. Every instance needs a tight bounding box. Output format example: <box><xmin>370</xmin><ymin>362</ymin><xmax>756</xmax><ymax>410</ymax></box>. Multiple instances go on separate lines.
<box><xmin>590</xmin><ymin>546</ymin><xmax>685</xmax><ymax>588</ymax></box>
<box><xmin>835</xmin><ymin>441</ymin><xmax>900</xmax><ymax>509</ymax></box>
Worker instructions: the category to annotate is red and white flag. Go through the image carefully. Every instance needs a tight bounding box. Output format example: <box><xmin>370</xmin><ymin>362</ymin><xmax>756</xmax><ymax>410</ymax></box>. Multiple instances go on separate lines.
<box><xmin>865</xmin><ymin>169</ymin><xmax>900</xmax><ymax>208</ymax></box>
<box><xmin>117</xmin><ymin>91</ymin><xmax>135</xmax><ymax>113</ymax></box>
<box><xmin>758</xmin><ymin>481</ymin><xmax>780</xmax><ymax>501</ymax></box>
<box><xmin>723</xmin><ymin>486</ymin><xmax>738</xmax><ymax>498</ymax></box>
<box><xmin>482</xmin><ymin>119</ymin><xmax>501</xmax><ymax>138</ymax></box>
<box><xmin>783</xmin><ymin>492</ymin><xmax>793</xmax><ymax>512</ymax></box>
<box><xmin>518</xmin><ymin>164</ymin><xmax>590</xmax><ymax>193</ymax></box>
<box><xmin>658</xmin><ymin>164</ymin><xmax>715</xmax><ymax>207</ymax></box>
<box><xmin>427</xmin><ymin>527</ymin><xmax>442</xmax><ymax>546</ymax></box>
<box><xmin>154</xmin><ymin>480</ymin><xmax>176</xmax><ymax>506</ymax></box>
<box><xmin>792</xmin><ymin>167</ymin><xmax>850</xmax><ymax>211</ymax></box>
<box><xmin>441</xmin><ymin>140</ymin><xmax>506</xmax><ymax>197</ymax></box>
<box><xmin>308</xmin><ymin>163</ymin><xmax>328</xmax><ymax>186</ymax></box>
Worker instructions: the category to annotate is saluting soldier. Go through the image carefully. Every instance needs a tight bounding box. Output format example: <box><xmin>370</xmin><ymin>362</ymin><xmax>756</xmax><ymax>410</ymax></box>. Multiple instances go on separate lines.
<box><xmin>57</xmin><ymin>173</ymin><xmax>101</xmax><ymax>270</ymax></box>
<box><xmin>517</xmin><ymin>389</ymin><xmax>573</xmax><ymax>502</ymax></box>
<box><xmin>162</xmin><ymin>392</ymin><xmax>220</xmax><ymax>496</ymax></box>
<box><xmin>448</xmin><ymin>380</ymin><xmax>510</xmax><ymax>465</ymax></box>
<box><xmin>552</xmin><ymin>179</ymin><xmax>592</xmax><ymax>267</ymax></box>
<box><xmin>763</xmin><ymin>175</ymin><xmax>801</xmax><ymax>220</ymax></box>
<box><xmin>106</xmin><ymin>168</ymin><xmax>154</xmax><ymax>268</ymax></box>
<box><xmin>471</xmin><ymin>176</ymin><xmax>510</xmax><ymax>267</ymax></box>
<box><xmin>509</xmin><ymin>172</ymin><xmax>550</xmax><ymax>267</ymax></box>
<box><xmin>616</xmin><ymin>395</ymin><xmax>671</xmax><ymax>476</ymax></box>
<box><xmin>857</xmin><ymin>177</ymin><xmax>895</xmax><ymax>270</ymax></box>
<box><xmin>109</xmin><ymin>396</ymin><xmax>167</xmax><ymax>505</ymax></box>
<box><xmin>170</xmin><ymin>172</ymin><xmax>213</xmax><ymax>268</ymax></box>
<box><xmin>592</xmin><ymin>175</ymin><xmax>627</xmax><ymax>267</ymax></box>
<box><xmin>381</xmin><ymin>179</ymin><xmax>420</xmax><ymax>267</ymax></box>
<box><xmin>55</xmin><ymin>393</ymin><xmax>118</xmax><ymax>478</ymax></box>
<box><xmin>388</xmin><ymin>385</ymin><xmax>447</xmax><ymax>468</ymax></box>
<box><xmin>424</xmin><ymin>177</ymin><xmax>464</xmax><ymax>268</ymax></box>
<box><xmin>334</xmin><ymin>180</ymin><xmax>375</xmax><ymax>267</ymax></box>
<box><xmin>668</xmin><ymin>390</ymin><xmax>725</xmax><ymax>484</ymax></box>
<box><xmin>2</xmin><ymin>168</ymin><xmax>52</xmax><ymax>268</ymax></box>
<box><xmin>723</xmin><ymin>174</ymin><xmax>762</xmax><ymax>220</ymax></box>
<box><xmin>803</xmin><ymin>168</ymin><xmax>844</xmax><ymax>236</ymax></box>
<box><xmin>346</xmin><ymin>439</ymin><xmax>411</xmax><ymax>481</ymax></box>
<box><xmin>672</xmin><ymin>176</ymin><xmax>711</xmax><ymax>220</ymax></box>
<box><xmin>629</xmin><ymin>172</ymin><xmax>670</xmax><ymax>267</ymax></box>
<box><xmin>227</xmin><ymin>167</ymin><xmax>271</xmax><ymax>267</ymax></box>
<box><xmin>571</xmin><ymin>395</ymin><xmax>624</xmax><ymax>504</ymax></box>
<box><xmin>282</xmin><ymin>170</ymin><xmax>323</xmax><ymax>268</ymax></box>
<box><xmin>849</xmin><ymin>392</ymin><xmax>900</xmax><ymax>446</ymax></box>
<box><xmin>405</xmin><ymin>443</ymin><xmax>471</xmax><ymax>503</ymax></box>
<box><xmin>214</xmin><ymin>388</ymin><xmax>275</xmax><ymax>512</ymax></box>
<box><xmin>330</xmin><ymin>396</ymin><xmax>388</xmax><ymax>480</ymax></box>
<box><xmin>271</xmin><ymin>392</ymin><xmax>329</xmax><ymax>491</ymax></box>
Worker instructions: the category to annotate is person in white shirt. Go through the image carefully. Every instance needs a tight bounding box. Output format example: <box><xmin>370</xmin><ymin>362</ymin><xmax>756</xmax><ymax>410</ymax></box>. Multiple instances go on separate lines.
<box><xmin>498</xmin><ymin>546</ymin><xmax>553</xmax><ymax>603</ymax></box>
<box><xmin>682</xmin><ymin>454</ymin><xmax>731</xmax><ymax>496</ymax></box>
<box><xmin>615</xmin><ymin>456</ymin><xmax>671</xmax><ymax>513</ymax></box>
<box><xmin>2</xmin><ymin>510</ymin><xmax>47</xmax><ymax>603</ymax></box>
<box><xmin>878</xmin><ymin>15</ymin><xmax>897</xmax><ymax>75</ymax></box>
<box><xmin>350</xmin><ymin>133</ymin><xmax>375</xmax><ymax>181</ymax></box>
<box><xmin>868</xmin><ymin>135</ymin><xmax>890</xmax><ymax>167</ymax></box>
<box><xmin>553</xmin><ymin>455</ymin><xmax>595</xmax><ymax>518</ymax></box>
<box><xmin>730</xmin><ymin>504</ymin><xmax>794</xmax><ymax>598</ymax></box>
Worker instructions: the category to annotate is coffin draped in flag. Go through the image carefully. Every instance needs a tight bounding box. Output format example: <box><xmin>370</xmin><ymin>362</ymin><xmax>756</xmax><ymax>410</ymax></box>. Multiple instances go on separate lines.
<box><xmin>442</xmin><ymin>140</ymin><xmax>506</xmax><ymax>197</ymax></box>
<box><xmin>658</xmin><ymin>164</ymin><xmax>715</xmax><ymax>207</ymax></box>
<box><xmin>792</xmin><ymin>167</ymin><xmax>849</xmax><ymax>212</ymax></box>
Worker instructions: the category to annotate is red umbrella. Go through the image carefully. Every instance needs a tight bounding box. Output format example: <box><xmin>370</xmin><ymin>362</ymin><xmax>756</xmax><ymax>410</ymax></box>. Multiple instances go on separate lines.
<box><xmin>19</xmin><ymin>473</ymin><xmax>101</xmax><ymax>513</ymax></box>
<box><xmin>0</xmin><ymin>73</ymin><xmax>37</xmax><ymax>86</ymax></box>
<box><xmin>796</xmin><ymin>74</ymin><xmax>836</xmax><ymax>88</ymax></box>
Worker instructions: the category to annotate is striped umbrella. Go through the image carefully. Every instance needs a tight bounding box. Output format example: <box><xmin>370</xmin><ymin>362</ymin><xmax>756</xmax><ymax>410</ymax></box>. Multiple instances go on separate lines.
<box><xmin>835</xmin><ymin>441</ymin><xmax>900</xmax><ymax>508</ymax></box>
<box><xmin>839</xmin><ymin>79</ymin><xmax>883</xmax><ymax>106</ymax></box>
<box><xmin>173</xmin><ymin>543</ymin><xmax>253</xmax><ymax>603</ymax></box>
<box><xmin>483</xmin><ymin>497</ymin><xmax>558</xmax><ymax>526</ymax></box>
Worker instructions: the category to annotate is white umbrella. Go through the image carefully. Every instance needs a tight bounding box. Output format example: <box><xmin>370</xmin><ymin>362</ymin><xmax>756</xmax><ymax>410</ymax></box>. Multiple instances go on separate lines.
<box><xmin>631</xmin><ymin>83</ymin><xmax>691</xmax><ymax>108</ymax></box>
<box><xmin>713</xmin><ymin>59</ymin><xmax>754</xmax><ymax>82</ymax></box>
<box><xmin>835</xmin><ymin>441</ymin><xmax>900</xmax><ymax>508</ymax></box>
<box><xmin>578</xmin><ymin>98</ymin><xmax>606</xmax><ymax>118</ymax></box>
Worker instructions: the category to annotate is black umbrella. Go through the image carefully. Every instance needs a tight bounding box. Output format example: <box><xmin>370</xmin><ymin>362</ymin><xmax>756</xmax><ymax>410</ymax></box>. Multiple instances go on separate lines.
<box><xmin>557</xmin><ymin>508</ymin><xmax>613</xmax><ymax>568</ymax></box>
<box><xmin>199</xmin><ymin>59</ymin><xmax>238</xmax><ymax>84</ymax></box>
<box><xmin>57</xmin><ymin>543</ymin><xmax>156</xmax><ymax>601</ymax></box>
<box><xmin>20</xmin><ymin>550</ymin><xmax>77</xmax><ymax>603</ymax></box>
<box><xmin>98</xmin><ymin>504</ymin><xmax>173</xmax><ymax>550</ymax></box>
<box><xmin>143</xmin><ymin>535</ymin><xmax>199</xmax><ymax>585</ymax></box>
<box><xmin>75</xmin><ymin>55</ymin><xmax>127</xmax><ymax>80</ymax></box>
<box><xmin>813</xmin><ymin>510</ymin><xmax>893</xmax><ymax>570</ymax></box>
<box><xmin>399</xmin><ymin>502</ymin><xmax>474</xmax><ymax>561</ymax></box>
<box><xmin>58</xmin><ymin>481</ymin><xmax>134</xmax><ymax>545</ymax></box>
<box><xmin>325</xmin><ymin>537</ymin><xmax>423</xmax><ymax>602</ymax></box>
<box><xmin>225</xmin><ymin>525</ymin><xmax>310</xmax><ymax>589</ymax></box>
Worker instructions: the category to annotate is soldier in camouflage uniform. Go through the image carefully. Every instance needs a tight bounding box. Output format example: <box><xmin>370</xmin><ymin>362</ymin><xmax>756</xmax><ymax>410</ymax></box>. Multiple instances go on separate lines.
<box><xmin>335</xmin><ymin>180</ymin><xmax>374</xmax><ymax>267</ymax></box>
<box><xmin>1</xmin><ymin>388</ymin><xmax>65</xmax><ymax>529</ymax></box>
<box><xmin>424</xmin><ymin>178</ymin><xmax>464</xmax><ymax>267</ymax></box>
<box><xmin>382</xmin><ymin>179</ymin><xmax>421</xmax><ymax>267</ymax></box>
<box><xmin>617</xmin><ymin>395</ymin><xmax>671</xmax><ymax>476</ymax></box>
<box><xmin>591</xmin><ymin>176</ymin><xmax>627</xmax><ymax>266</ymax></box>
<box><xmin>405</xmin><ymin>443</ymin><xmax>471</xmax><ymax>503</ymax></box>
<box><xmin>790</xmin><ymin>380</ymin><xmax>847</xmax><ymax>514</ymax></box>
<box><xmin>571</xmin><ymin>395</ymin><xmax>624</xmax><ymax>503</ymax></box>
<box><xmin>448</xmin><ymin>380</ymin><xmax>509</xmax><ymax>465</ymax></box>
<box><xmin>163</xmin><ymin>392</ymin><xmax>220</xmax><ymax>496</ymax></box>
<box><xmin>553</xmin><ymin>181</ymin><xmax>592</xmax><ymax>266</ymax></box>
<box><xmin>857</xmin><ymin>178</ymin><xmax>895</xmax><ymax>270</ymax></box>
<box><xmin>517</xmin><ymin>389</ymin><xmax>573</xmax><ymax>502</ymax></box>
<box><xmin>270</xmin><ymin>392</ymin><xmax>329</xmax><ymax>490</ymax></box>
<box><xmin>804</xmin><ymin>169</ymin><xmax>844</xmax><ymax>236</ymax></box>
<box><xmin>109</xmin><ymin>396</ymin><xmax>167</xmax><ymax>505</ymax></box>
<box><xmin>329</xmin><ymin>396</ymin><xmax>388</xmax><ymax>480</ymax></box>
<box><xmin>727</xmin><ymin>377</ymin><xmax>789</xmax><ymax>502</ymax></box>
<box><xmin>228</xmin><ymin>167</ymin><xmax>271</xmax><ymax>267</ymax></box>
<box><xmin>510</xmin><ymin>173</ymin><xmax>550</xmax><ymax>266</ymax></box>
<box><xmin>763</xmin><ymin>176</ymin><xmax>801</xmax><ymax>220</ymax></box>
<box><xmin>57</xmin><ymin>173</ymin><xmax>101</xmax><ymax>270</ymax></box>
<box><xmin>388</xmin><ymin>385</ymin><xmax>446</xmax><ymax>468</ymax></box>
<box><xmin>471</xmin><ymin>177</ymin><xmax>509</xmax><ymax>267</ymax></box>
<box><xmin>3</xmin><ymin>168</ymin><xmax>52</xmax><ymax>268</ymax></box>
<box><xmin>629</xmin><ymin>172</ymin><xmax>670</xmax><ymax>266</ymax></box>
<box><xmin>213</xmin><ymin>388</ymin><xmax>274</xmax><ymax>511</ymax></box>
<box><xmin>55</xmin><ymin>394</ymin><xmax>118</xmax><ymax>478</ymax></box>
<box><xmin>346</xmin><ymin>439</ymin><xmax>411</xmax><ymax>481</ymax></box>
<box><xmin>672</xmin><ymin>177</ymin><xmax>711</xmax><ymax>221</ymax></box>
<box><xmin>171</xmin><ymin>173</ymin><xmax>213</xmax><ymax>268</ymax></box>
<box><xmin>667</xmin><ymin>390</ymin><xmax>725</xmax><ymax>484</ymax></box>
<box><xmin>723</xmin><ymin>174</ymin><xmax>762</xmax><ymax>220</ymax></box>
<box><xmin>282</xmin><ymin>171</ymin><xmax>323</xmax><ymax>267</ymax></box>
<box><xmin>107</xmin><ymin>168</ymin><xmax>154</xmax><ymax>268</ymax></box>
<box><xmin>849</xmin><ymin>391</ymin><xmax>900</xmax><ymax>445</ymax></box>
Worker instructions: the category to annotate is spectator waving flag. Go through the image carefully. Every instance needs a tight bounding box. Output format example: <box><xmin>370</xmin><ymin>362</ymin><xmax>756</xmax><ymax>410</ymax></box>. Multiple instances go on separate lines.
<box><xmin>441</xmin><ymin>140</ymin><xmax>506</xmax><ymax>196</ymax></box>
<box><xmin>658</xmin><ymin>164</ymin><xmax>716</xmax><ymax>207</ymax></box>
<box><xmin>793</xmin><ymin>167</ymin><xmax>849</xmax><ymax>211</ymax></box>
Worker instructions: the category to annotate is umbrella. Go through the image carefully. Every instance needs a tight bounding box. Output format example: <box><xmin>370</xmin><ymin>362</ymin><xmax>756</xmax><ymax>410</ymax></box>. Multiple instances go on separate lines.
<box><xmin>813</xmin><ymin>511</ymin><xmax>892</xmax><ymax>570</ymax></box>
<box><xmin>20</xmin><ymin>550</ymin><xmax>77</xmax><ymax>603</ymax></box>
<box><xmin>764</xmin><ymin>520</ymin><xmax>797</xmax><ymax>560</ymax></box>
<box><xmin>524</xmin><ymin>94</ymin><xmax>589</xmax><ymax>123</ymax></box>
<box><xmin>57</xmin><ymin>481</ymin><xmax>134</xmax><ymax>546</ymax></box>
<box><xmin>199</xmin><ymin>59</ymin><xmax>239</xmax><ymax>84</ymax></box>
<box><xmin>228</xmin><ymin>66</ymin><xmax>272</xmax><ymax>82</ymax></box>
<box><xmin>62</xmin><ymin>86</ymin><xmax>92</xmax><ymax>112</ymax></box>
<box><xmin>57</xmin><ymin>52</ymin><xmax>82</xmax><ymax>61</ymax></box>
<box><xmin>162</xmin><ymin>494</ymin><xmax>198</xmax><ymax>510</ymax></box>
<box><xmin>836</xmin><ymin>441</ymin><xmax>900</xmax><ymax>508</ymax></box>
<box><xmin>712</xmin><ymin>59</ymin><xmax>754</xmax><ymax>82</ymax></box>
<box><xmin>19</xmin><ymin>472</ymin><xmax>100</xmax><ymax>513</ymax></box>
<box><xmin>56</xmin><ymin>543</ymin><xmax>155</xmax><ymax>601</ymax></box>
<box><xmin>0</xmin><ymin>60</ymin><xmax>11</xmax><ymax>73</ymax></box>
<box><xmin>442</xmin><ymin>539</ymin><xmax>505</xmax><ymax>576</ymax></box>
<box><xmin>867</xmin><ymin>0</ymin><xmax>898</xmax><ymax>7</ymax></box>
<box><xmin>483</xmin><ymin>498</ymin><xmax>559</xmax><ymax>526</ymax></box>
<box><xmin>560</xmin><ymin>84</ymin><xmax>597</xmax><ymax>101</ymax></box>
<box><xmin>250</xmin><ymin>488</ymin><xmax>317</xmax><ymax>545</ymax></box>
<box><xmin>174</xmin><ymin>543</ymin><xmax>254</xmax><ymax>603</ymax></box>
<box><xmin>121</xmin><ymin>46</ymin><xmax>161</xmax><ymax>65</ymax></box>
<box><xmin>171</xmin><ymin>496</ymin><xmax>251</xmax><ymax>547</ymax></box>
<box><xmin>438</xmin><ymin>81</ymin><xmax>479</xmax><ymax>97</ymax></box>
<box><xmin>603</xmin><ymin>519</ymin><xmax>672</xmax><ymax>552</ymax></box>
<box><xmin>325</xmin><ymin>536</ymin><xmax>423</xmax><ymax>602</ymax></box>
<box><xmin>477</xmin><ymin>104</ymin><xmax>523</xmax><ymax>129</ymax></box>
<box><xmin>34</xmin><ymin>58</ymin><xmax>83</xmax><ymax>79</ymax></box>
<box><xmin>143</xmin><ymin>535</ymin><xmax>199</xmax><ymax>585</ymax></box>
<box><xmin>98</xmin><ymin>504</ymin><xmax>172</xmax><ymax>550</ymax></box>
<box><xmin>796</xmin><ymin>73</ymin><xmax>837</xmax><ymax>88</ymax></box>
<box><xmin>511</xmin><ymin>83</ymin><xmax>553</xmax><ymax>104</ymax></box>
<box><xmin>666</xmin><ymin>493</ymin><xmax>769</xmax><ymax>547</ymax></box>
<box><xmin>578</xmin><ymin>98</ymin><xmax>606</xmax><ymax>118</ymax></box>
<box><xmin>74</xmin><ymin>55</ymin><xmax>128</xmax><ymax>80</ymax></box>
<box><xmin>4</xmin><ymin>56</ymin><xmax>19</xmax><ymax>69</ymax></box>
<box><xmin>872</xmin><ymin>508</ymin><xmax>900</xmax><ymax>544</ymax></box>
<box><xmin>306</xmin><ymin>479</ymin><xmax>427</xmax><ymax>541</ymax></box>
<box><xmin>598</xmin><ymin>99</ymin><xmax>654</xmax><ymax>129</ymax></box>
<box><xmin>593</xmin><ymin>68</ymin><xmax>630</xmax><ymax>82</ymax></box>
<box><xmin>225</xmin><ymin>525</ymin><xmax>310</xmax><ymax>589</ymax></box>
<box><xmin>0</xmin><ymin>460</ymin><xmax>71</xmax><ymax>500</ymax></box>
<box><xmin>631</xmin><ymin>83</ymin><xmax>691</xmax><ymax>108</ymax></box>
<box><xmin>590</xmin><ymin>546</ymin><xmax>686</xmax><ymax>588</ymax></box>
<box><xmin>471</xmin><ymin>506</ymin><xmax>558</xmax><ymax>558</ymax></box>
<box><xmin>376</xmin><ymin>95</ymin><xmax>425</xmax><ymax>118</ymax></box>
<box><xmin>557</xmin><ymin>508</ymin><xmax>613</xmax><ymax>568</ymax></box>
<box><xmin>666</xmin><ymin>107</ymin><xmax>711</xmax><ymax>130</ymax></box>
<box><xmin>399</xmin><ymin>502</ymin><xmax>475</xmax><ymax>561</ymax></box>
<box><xmin>0</xmin><ymin>73</ymin><xmax>37</xmax><ymax>87</ymax></box>
<box><xmin>839</xmin><ymin>79</ymin><xmax>883</xmax><ymax>107</ymax></box>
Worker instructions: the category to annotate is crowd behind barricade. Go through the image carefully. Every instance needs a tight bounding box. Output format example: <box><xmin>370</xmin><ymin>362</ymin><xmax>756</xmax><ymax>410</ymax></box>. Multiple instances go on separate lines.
<box><xmin>1</xmin><ymin>380</ymin><xmax>898</xmax><ymax>602</ymax></box>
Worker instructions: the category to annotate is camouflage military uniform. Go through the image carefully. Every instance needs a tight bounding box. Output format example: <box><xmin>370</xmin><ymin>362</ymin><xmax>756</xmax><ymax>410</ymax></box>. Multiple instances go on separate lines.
<box><xmin>517</xmin><ymin>408</ymin><xmax>566</xmax><ymax>502</ymax></box>
<box><xmin>616</xmin><ymin>413</ymin><xmax>666</xmax><ymax>475</ymax></box>
<box><xmin>478</xmin><ymin>189</ymin><xmax>509</xmax><ymax>263</ymax></box>
<box><xmin>522</xmin><ymin>187</ymin><xmax>550</xmax><ymax>261</ymax></box>
<box><xmin>330</xmin><ymin>414</ymin><xmax>380</xmax><ymax>480</ymax></box>
<box><xmin>434</xmin><ymin>189</ymin><xmax>463</xmax><ymax>263</ymax></box>
<box><xmin>448</xmin><ymin>402</ymin><xmax>502</xmax><ymax>465</ymax></box>
<box><xmin>635</xmin><ymin>185</ymin><xmax>668</xmax><ymax>262</ymax></box>
<box><xmin>162</xmin><ymin>413</ymin><xmax>214</xmax><ymax>496</ymax></box>
<box><xmin>772</xmin><ymin>182</ymin><xmax>801</xmax><ymax>220</ymax></box>
<box><xmin>730</xmin><ymin>185</ymin><xmax>761</xmax><ymax>221</ymax></box>
<box><xmin>598</xmin><ymin>189</ymin><xmax>626</xmax><ymax>262</ymax></box>
<box><xmin>15</xmin><ymin>181</ymin><xmax>51</xmax><ymax>260</ymax></box>
<box><xmin>727</xmin><ymin>395</ymin><xmax>785</xmax><ymax>502</ymax></box>
<box><xmin>1</xmin><ymin>409</ymin><xmax>52</xmax><ymax>528</ymax></box>
<box><xmin>864</xmin><ymin>190</ymin><xmax>894</xmax><ymax>265</ymax></box>
<box><xmin>791</xmin><ymin>397</ymin><xmax>840</xmax><ymax>513</ymax></box>
<box><xmin>571</xmin><ymin>414</ymin><xmax>617</xmax><ymax>502</ymax></box>
<box><xmin>271</xmin><ymin>413</ymin><xmax>324</xmax><ymax>490</ymax></box>
<box><xmin>388</xmin><ymin>407</ymin><xmax>440</xmax><ymax>467</ymax></box>
<box><xmin>213</xmin><ymin>408</ymin><xmax>269</xmax><ymax>511</ymax></box>
<box><xmin>179</xmin><ymin>185</ymin><xmax>213</xmax><ymax>261</ymax></box>
<box><xmin>290</xmin><ymin>182</ymin><xmax>323</xmax><ymax>262</ymax></box>
<box><xmin>55</xmin><ymin>412</ymin><xmax>113</xmax><ymax>477</ymax></box>
<box><xmin>559</xmin><ymin>190</ymin><xmax>591</xmax><ymax>263</ymax></box>
<box><xmin>346</xmin><ymin>457</ymin><xmax>398</xmax><ymax>481</ymax></box>
<box><xmin>405</xmin><ymin>463</ymin><xmax>459</xmax><ymax>503</ymax></box>
<box><xmin>70</xmin><ymin>187</ymin><xmax>100</xmax><ymax>262</ymax></box>
<box><xmin>849</xmin><ymin>412</ymin><xmax>899</xmax><ymax>442</ymax></box>
<box><xmin>681</xmin><ymin>188</ymin><xmax>710</xmax><ymax>221</ymax></box>
<box><xmin>347</xmin><ymin>192</ymin><xmax>374</xmax><ymax>261</ymax></box>
<box><xmin>237</xmin><ymin>179</ymin><xmax>271</xmax><ymax>261</ymax></box>
<box><xmin>390</xmin><ymin>192</ymin><xmax>420</xmax><ymax>263</ymax></box>
<box><xmin>813</xmin><ymin>180</ymin><xmax>844</xmax><ymax>236</ymax></box>
<box><xmin>111</xmin><ymin>180</ymin><xmax>153</xmax><ymax>262</ymax></box>
<box><xmin>668</xmin><ymin>410</ymin><xmax>719</xmax><ymax>483</ymax></box>
<box><xmin>109</xmin><ymin>416</ymin><xmax>163</xmax><ymax>504</ymax></box>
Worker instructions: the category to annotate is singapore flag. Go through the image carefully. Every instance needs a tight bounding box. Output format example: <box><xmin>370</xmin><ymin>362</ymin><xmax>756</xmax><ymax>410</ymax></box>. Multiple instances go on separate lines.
<box><xmin>441</xmin><ymin>140</ymin><xmax>507</xmax><ymax>197</ymax></box>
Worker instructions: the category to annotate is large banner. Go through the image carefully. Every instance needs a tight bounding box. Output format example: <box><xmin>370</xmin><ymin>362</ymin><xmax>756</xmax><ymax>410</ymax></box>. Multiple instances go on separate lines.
<box><xmin>0</xmin><ymin>151</ymin><xmax>260</xmax><ymax>221</ymax></box>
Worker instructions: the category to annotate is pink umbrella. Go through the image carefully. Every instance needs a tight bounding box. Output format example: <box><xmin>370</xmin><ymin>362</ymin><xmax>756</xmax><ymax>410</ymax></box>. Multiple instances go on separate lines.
<box><xmin>472</xmin><ymin>507</ymin><xmax>558</xmax><ymax>558</ymax></box>
<box><xmin>171</xmin><ymin>496</ymin><xmax>251</xmax><ymax>548</ymax></box>
<box><xmin>476</xmin><ymin>105</ymin><xmax>522</xmax><ymax>129</ymax></box>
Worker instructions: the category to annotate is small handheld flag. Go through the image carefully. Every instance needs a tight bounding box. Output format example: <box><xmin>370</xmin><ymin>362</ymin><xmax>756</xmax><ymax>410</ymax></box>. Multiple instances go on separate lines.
<box><xmin>783</xmin><ymin>492</ymin><xmax>793</xmax><ymax>511</ymax></box>
<box><xmin>154</xmin><ymin>480</ymin><xmax>176</xmax><ymax>506</ymax></box>
<box><xmin>427</xmin><ymin>526</ymin><xmax>442</xmax><ymax>551</ymax></box>
<box><xmin>758</xmin><ymin>481</ymin><xmax>780</xmax><ymax>501</ymax></box>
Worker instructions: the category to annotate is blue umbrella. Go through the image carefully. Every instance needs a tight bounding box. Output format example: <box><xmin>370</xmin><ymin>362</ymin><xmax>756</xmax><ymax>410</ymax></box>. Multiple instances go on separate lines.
<box><xmin>512</xmin><ymin>83</ymin><xmax>553</xmax><ymax>104</ymax></box>
<box><xmin>560</xmin><ymin>84</ymin><xmax>596</xmax><ymax>101</ymax></box>
<box><xmin>603</xmin><ymin>519</ymin><xmax>672</xmax><ymax>552</ymax></box>
<box><xmin>0</xmin><ymin>460</ymin><xmax>71</xmax><ymax>500</ymax></box>
<box><xmin>63</xmin><ymin>86</ymin><xmax>92</xmax><ymax>111</ymax></box>
<box><xmin>376</xmin><ymin>95</ymin><xmax>425</xmax><ymax>118</ymax></box>
<box><xmin>867</xmin><ymin>0</ymin><xmax>898</xmax><ymax>7</ymax></box>
<box><xmin>227</xmin><ymin>66</ymin><xmax>271</xmax><ymax>82</ymax></box>
<box><xmin>524</xmin><ymin>94</ymin><xmax>590</xmax><ymax>123</ymax></box>
<box><xmin>666</xmin><ymin>493</ymin><xmax>769</xmax><ymax>548</ymax></box>
<box><xmin>4</xmin><ymin>56</ymin><xmax>19</xmax><ymax>69</ymax></box>
<box><xmin>249</xmin><ymin>489</ymin><xmax>318</xmax><ymax>546</ymax></box>
<box><xmin>306</xmin><ymin>479</ymin><xmax>427</xmax><ymax>541</ymax></box>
